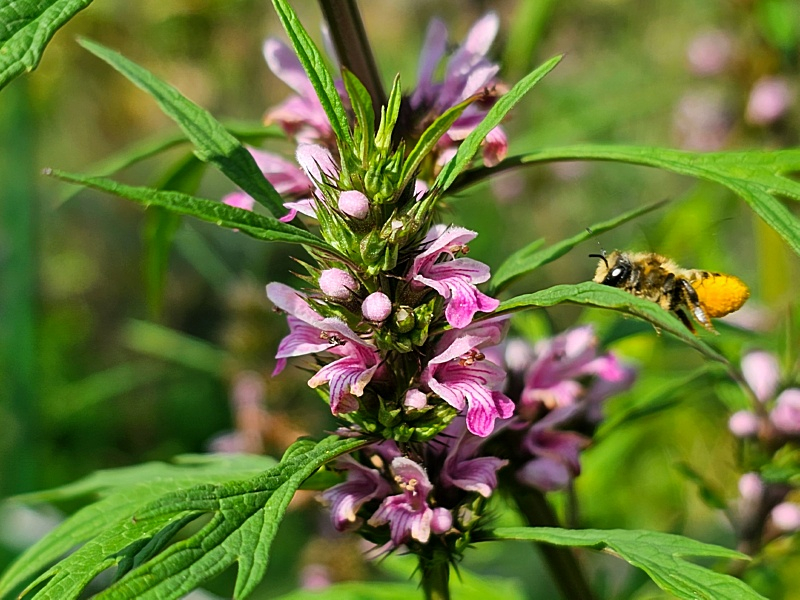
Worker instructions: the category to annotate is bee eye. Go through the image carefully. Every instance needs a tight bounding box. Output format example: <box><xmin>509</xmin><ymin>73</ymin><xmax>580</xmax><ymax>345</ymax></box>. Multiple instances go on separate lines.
<box><xmin>602</xmin><ymin>262</ymin><xmax>630</xmax><ymax>286</ymax></box>
<box><xmin>611</xmin><ymin>268</ymin><xmax>623</xmax><ymax>278</ymax></box>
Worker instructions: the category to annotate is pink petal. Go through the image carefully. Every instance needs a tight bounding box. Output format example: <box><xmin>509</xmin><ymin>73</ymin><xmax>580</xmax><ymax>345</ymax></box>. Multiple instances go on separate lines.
<box><xmin>263</xmin><ymin>38</ymin><xmax>316</xmax><ymax>98</ymax></box>
<box><xmin>222</xmin><ymin>191</ymin><xmax>255</xmax><ymax>211</ymax></box>
<box><xmin>296</xmin><ymin>144</ymin><xmax>338</xmax><ymax>183</ymax></box>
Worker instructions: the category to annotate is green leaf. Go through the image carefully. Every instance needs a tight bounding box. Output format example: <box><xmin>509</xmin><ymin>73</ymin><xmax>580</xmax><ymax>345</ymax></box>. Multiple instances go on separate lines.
<box><xmin>4</xmin><ymin>436</ymin><xmax>368</xmax><ymax>600</ymax></box>
<box><xmin>490</xmin><ymin>199</ymin><xmax>667</xmax><ymax>292</ymax></box>
<box><xmin>342</xmin><ymin>69</ymin><xmax>375</xmax><ymax>162</ymax></box>
<box><xmin>271</xmin><ymin>0</ymin><xmax>354</xmax><ymax>163</ymax></box>
<box><xmin>0</xmin><ymin>0</ymin><xmax>93</xmax><ymax>91</ymax></box>
<box><xmin>434</xmin><ymin>55</ymin><xmax>562</xmax><ymax>193</ymax></box>
<box><xmin>56</xmin><ymin>123</ymin><xmax>283</xmax><ymax>207</ymax></box>
<box><xmin>494</xmin><ymin>282</ymin><xmax>728</xmax><ymax>364</ymax></box>
<box><xmin>0</xmin><ymin>453</ymin><xmax>277</xmax><ymax>597</ymax></box>
<box><xmin>399</xmin><ymin>95</ymin><xmax>475</xmax><ymax>193</ymax></box>
<box><xmin>77</xmin><ymin>38</ymin><xmax>287</xmax><ymax>218</ymax></box>
<box><xmin>484</xmin><ymin>528</ymin><xmax>765</xmax><ymax>600</ymax></box>
<box><xmin>49</xmin><ymin>169</ymin><xmax>331</xmax><ymax>250</ymax></box>
<box><xmin>468</xmin><ymin>145</ymin><xmax>800</xmax><ymax>257</ymax></box>
<box><xmin>375</xmin><ymin>74</ymin><xmax>402</xmax><ymax>154</ymax></box>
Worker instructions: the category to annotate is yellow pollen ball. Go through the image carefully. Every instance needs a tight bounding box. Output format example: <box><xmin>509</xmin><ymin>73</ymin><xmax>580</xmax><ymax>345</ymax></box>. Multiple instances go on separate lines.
<box><xmin>692</xmin><ymin>274</ymin><xmax>750</xmax><ymax>318</ymax></box>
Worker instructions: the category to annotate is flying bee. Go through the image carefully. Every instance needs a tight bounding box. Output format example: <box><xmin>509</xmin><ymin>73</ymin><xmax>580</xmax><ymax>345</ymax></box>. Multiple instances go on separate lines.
<box><xmin>590</xmin><ymin>250</ymin><xmax>750</xmax><ymax>334</ymax></box>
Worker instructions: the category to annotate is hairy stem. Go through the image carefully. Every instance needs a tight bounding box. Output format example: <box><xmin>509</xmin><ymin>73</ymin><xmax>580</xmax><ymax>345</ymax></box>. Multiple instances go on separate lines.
<box><xmin>504</xmin><ymin>475</ymin><xmax>596</xmax><ymax>600</ymax></box>
<box><xmin>419</xmin><ymin>546</ymin><xmax>451</xmax><ymax>600</ymax></box>
<box><xmin>318</xmin><ymin>0</ymin><xmax>386</xmax><ymax>118</ymax></box>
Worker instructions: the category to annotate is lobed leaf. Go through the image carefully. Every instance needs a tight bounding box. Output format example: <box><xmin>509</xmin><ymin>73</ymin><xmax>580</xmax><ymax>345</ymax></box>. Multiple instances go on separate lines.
<box><xmin>0</xmin><ymin>454</ymin><xmax>277</xmax><ymax>597</ymax></box>
<box><xmin>0</xmin><ymin>0</ymin><xmax>93</xmax><ymax>91</ymax></box>
<box><xmin>3</xmin><ymin>436</ymin><xmax>367</xmax><ymax>600</ymax></box>
<box><xmin>491</xmin><ymin>199</ymin><xmax>667</xmax><ymax>292</ymax></box>
<box><xmin>434</xmin><ymin>55</ymin><xmax>563</xmax><ymax>193</ymax></box>
<box><xmin>461</xmin><ymin>145</ymin><xmax>800</xmax><ymax>256</ymax></box>
<box><xmin>50</xmin><ymin>169</ymin><xmax>330</xmax><ymax>250</ymax></box>
<box><xmin>271</xmin><ymin>0</ymin><xmax>354</xmax><ymax>165</ymax></box>
<box><xmin>77</xmin><ymin>38</ymin><xmax>287</xmax><ymax>218</ymax></box>
<box><xmin>494</xmin><ymin>282</ymin><xmax>728</xmax><ymax>363</ymax></box>
<box><xmin>485</xmin><ymin>527</ymin><xmax>764</xmax><ymax>600</ymax></box>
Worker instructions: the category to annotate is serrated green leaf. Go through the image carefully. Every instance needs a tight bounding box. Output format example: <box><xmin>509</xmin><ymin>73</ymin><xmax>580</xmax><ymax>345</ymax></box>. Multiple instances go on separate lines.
<box><xmin>0</xmin><ymin>0</ymin><xmax>93</xmax><ymax>91</ymax></box>
<box><xmin>4</xmin><ymin>436</ymin><xmax>367</xmax><ymax>600</ymax></box>
<box><xmin>484</xmin><ymin>528</ymin><xmax>765</xmax><ymax>600</ymax></box>
<box><xmin>434</xmin><ymin>55</ymin><xmax>562</xmax><ymax>193</ymax></box>
<box><xmin>77</xmin><ymin>38</ymin><xmax>287</xmax><ymax>218</ymax></box>
<box><xmin>49</xmin><ymin>169</ymin><xmax>330</xmax><ymax>250</ymax></box>
<box><xmin>0</xmin><ymin>454</ymin><xmax>277</xmax><ymax>597</ymax></box>
<box><xmin>271</xmin><ymin>0</ymin><xmax>354</xmax><ymax>166</ymax></box>
<box><xmin>491</xmin><ymin>199</ymin><xmax>667</xmax><ymax>293</ymax></box>
<box><xmin>494</xmin><ymin>282</ymin><xmax>728</xmax><ymax>364</ymax></box>
<box><xmin>398</xmin><ymin>95</ymin><xmax>475</xmax><ymax>193</ymax></box>
<box><xmin>466</xmin><ymin>145</ymin><xmax>800</xmax><ymax>257</ymax></box>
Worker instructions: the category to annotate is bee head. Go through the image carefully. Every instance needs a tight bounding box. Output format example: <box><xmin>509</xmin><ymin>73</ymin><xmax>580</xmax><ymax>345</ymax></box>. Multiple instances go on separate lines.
<box><xmin>591</xmin><ymin>250</ymin><xmax>630</xmax><ymax>287</ymax></box>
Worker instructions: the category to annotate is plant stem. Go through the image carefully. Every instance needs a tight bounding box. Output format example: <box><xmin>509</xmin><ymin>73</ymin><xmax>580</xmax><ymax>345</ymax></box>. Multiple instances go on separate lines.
<box><xmin>318</xmin><ymin>0</ymin><xmax>386</xmax><ymax>117</ymax></box>
<box><xmin>419</xmin><ymin>546</ymin><xmax>450</xmax><ymax>600</ymax></box>
<box><xmin>504</xmin><ymin>475</ymin><xmax>596</xmax><ymax>600</ymax></box>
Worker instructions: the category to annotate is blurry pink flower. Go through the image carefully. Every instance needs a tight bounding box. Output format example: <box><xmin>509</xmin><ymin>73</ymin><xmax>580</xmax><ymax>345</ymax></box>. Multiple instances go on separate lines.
<box><xmin>410</xmin><ymin>12</ymin><xmax>507</xmax><ymax>167</ymax></box>
<box><xmin>742</xmin><ymin>351</ymin><xmax>780</xmax><ymax>403</ymax></box>
<box><xmin>771</xmin><ymin>502</ymin><xmax>800</xmax><ymax>532</ymax></box>
<box><xmin>439</xmin><ymin>419</ymin><xmax>507</xmax><ymax>497</ymax></box>
<box><xmin>728</xmin><ymin>410</ymin><xmax>760</xmax><ymax>438</ymax></box>
<box><xmin>408</xmin><ymin>224</ymin><xmax>499</xmax><ymax>329</ymax></box>
<box><xmin>686</xmin><ymin>30</ymin><xmax>734</xmax><ymax>76</ymax></box>
<box><xmin>263</xmin><ymin>39</ymin><xmax>335</xmax><ymax>145</ymax></box>
<box><xmin>673</xmin><ymin>90</ymin><xmax>732</xmax><ymax>151</ymax></box>
<box><xmin>770</xmin><ymin>389</ymin><xmax>800</xmax><ymax>436</ymax></box>
<box><xmin>519</xmin><ymin>326</ymin><xmax>632</xmax><ymax>417</ymax></box>
<box><xmin>746</xmin><ymin>76</ymin><xmax>793</xmax><ymax>126</ymax></box>
<box><xmin>738</xmin><ymin>472</ymin><xmax>764</xmax><ymax>502</ymax></box>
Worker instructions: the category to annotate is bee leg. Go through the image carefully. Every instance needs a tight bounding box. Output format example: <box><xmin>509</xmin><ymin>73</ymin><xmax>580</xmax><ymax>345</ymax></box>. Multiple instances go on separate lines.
<box><xmin>679</xmin><ymin>279</ymin><xmax>717</xmax><ymax>334</ymax></box>
<box><xmin>674</xmin><ymin>308</ymin><xmax>696</xmax><ymax>334</ymax></box>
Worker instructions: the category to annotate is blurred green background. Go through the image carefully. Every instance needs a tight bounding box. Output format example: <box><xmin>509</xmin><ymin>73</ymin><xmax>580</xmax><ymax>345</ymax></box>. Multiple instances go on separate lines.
<box><xmin>1</xmin><ymin>0</ymin><xmax>799</xmax><ymax>597</ymax></box>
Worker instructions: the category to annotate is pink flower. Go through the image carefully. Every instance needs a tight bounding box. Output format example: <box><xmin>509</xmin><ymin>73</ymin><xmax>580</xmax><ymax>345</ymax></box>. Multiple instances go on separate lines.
<box><xmin>742</xmin><ymin>351</ymin><xmax>780</xmax><ymax>403</ymax></box>
<box><xmin>408</xmin><ymin>224</ymin><xmax>499</xmax><ymax>329</ymax></box>
<box><xmin>319</xmin><ymin>268</ymin><xmax>358</xmax><ymax>300</ymax></box>
<box><xmin>266</xmin><ymin>282</ymin><xmax>380</xmax><ymax>414</ymax></box>
<box><xmin>322</xmin><ymin>456</ymin><xmax>392</xmax><ymax>531</ymax></box>
<box><xmin>746</xmin><ymin>76</ymin><xmax>793</xmax><ymax>126</ymax></box>
<box><xmin>518</xmin><ymin>425</ymin><xmax>589</xmax><ymax>492</ymax></box>
<box><xmin>368</xmin><ymin>457</ymin><xmax>436</xmax><ymax>546</ymax></box>
<box><xmin>770</xmin><ymin>389</ymin><xmax>800</xmax><ymax>436</ymax></box>
<box><xmin>439</xmin><ymin>419</ymin><xmax>507</xmax><ymax>497</ymax></box>
<box><xmin>410</xmin><ymin>13</ymin><xmax>507</xmax><ymax>167</ymax></box>
<box><xmin>422</xmin><ymin>319</ymin><xmax>513</xmax><ymax>437</ymax></box>
<box><xmin>518</xmin><ymin>326</ymin><xmax>633</xmax><ymax>418</ymax></box>
<box><xmin>263</xmin><ymin>39</ymin><xmax>335</xmax><ymax>145</ymax></box>
<box><xmin>686</xmin><ymin>30</ymin><xmax>734</xmax><ymax>76</ymax></box>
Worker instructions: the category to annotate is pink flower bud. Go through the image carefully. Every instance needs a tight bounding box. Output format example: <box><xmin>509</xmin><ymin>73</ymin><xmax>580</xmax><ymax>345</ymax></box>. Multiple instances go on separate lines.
<box><xmin>738</xmin><ymin>472</ymin><xmax>764</xmax><ymax>502</ymax></box>
<box><xmin>430</xmin><ymin>507</ymin><xmax>453</xmax><ymax>534</ymax></box>
<box><xmin>404</xmin><ymin>389</ymin><xmax>428</xmax><ymax>410</ymax></box>
<box><xmin>361</xmin><ymin>292</ymin><xmax>392</xmax><ymax>322</ymax></box>
<box><xmin>338</xmin><ymin>190</ymin><xmax>370</xmax><ymax>219</ymax></box>
<box><xmin>728</xmin><ymin>410</ymin><xmax>760</xmax><ymax>438</ymax></box>
<box><xmin>746</xmin><ymin>77</ymin><xmax>793</xmax><ymax>126</ymax></box>
<box><xmin>771</xmin><ymin>502</ymin><xmax>800</xmax><ymax>532</ymax></box>
<box><xmin>770</xmin><ymin>389</ymin><xmax>800</xmax><ymax>435</ymax></box>
<box><xmin>319</xmin><ymin>268</ymin><xmax>358</xmax><ymax>300</ymax></box>
<box><xmin>686</xmin><ymin>30</ymin><xmax>733</xmax><ymax>76</ymax></box>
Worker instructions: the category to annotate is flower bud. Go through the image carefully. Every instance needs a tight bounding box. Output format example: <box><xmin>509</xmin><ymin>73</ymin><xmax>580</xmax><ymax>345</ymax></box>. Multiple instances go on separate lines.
<box><xmin>393</xmin><ymin>306</ymin><xmax>416</xmax><ymax>333</ymax></box>
<box><xmin>319</xmin><ymin>268</ymin><xmax>358</xmax><ymax>300</ymax></box>
<box><xmin>338</xmin><ymin>190</ymin><xmax>370</xmax><ymax>219</ymax></box>
<box><xmin>738</xmin><ymin>472</ymin><xmax>764</xmax><ymax>502</ymax></box>
<box><xmin>362</xmin><ymin>292</ymin><xmax>392</xmax><ymax>322</ymax></box>
<box><xmin>430</xmin><ymin>508</ymin><xmax>453</xmax><ymax>535</ymax></box>
<box><xmin>404</xmin><ymin>389</ymin><xmax>427</xmax><ymax>410</ymax></box>
<box><xmin>770</xmin><ymin>389</ymin><xmax>800</xmax><ymax>435</ymax></box>
<box><xmin>745</xmin><ymin>76</ymin><xmax>792</xmax><ymax>126</ymax></box>
<box><xmin>771</xmin><ymin>502</ymin><xmax>800</xmax><ymax>532</ymax></box>
<box><xmin>728</xmin><ymin>410</ymin><xmax>759</xmax><ymax>438</ymax></box>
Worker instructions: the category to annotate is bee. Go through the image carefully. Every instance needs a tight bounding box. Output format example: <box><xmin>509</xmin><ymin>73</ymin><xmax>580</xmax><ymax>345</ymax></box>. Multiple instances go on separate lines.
<box><xmin>590</xmin><ymin>250</ymin><xmax>750</xmax><ymax>334</ymax></box>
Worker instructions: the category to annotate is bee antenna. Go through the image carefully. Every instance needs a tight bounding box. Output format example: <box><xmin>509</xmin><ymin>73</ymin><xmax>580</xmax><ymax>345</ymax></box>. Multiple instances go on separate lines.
<box><xmin>588</xmin><ymin>253</ymin><xmax>609</xmax><ymax>269</ymax></box>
